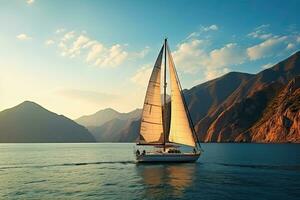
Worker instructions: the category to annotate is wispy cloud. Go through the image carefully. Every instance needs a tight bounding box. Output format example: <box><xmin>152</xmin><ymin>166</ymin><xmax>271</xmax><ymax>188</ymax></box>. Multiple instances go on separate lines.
<box><xmin>247</xmin><ymin>24</ymin><xmax>300</xmax><ymax>60</ymax></box>
<box><xmin>26</xmin><ymin>0</ymin><xmax>34</xmax><ymax>4</ymax></box>
<box><xmin>16</xmin><ymin>33</ymin><xmax>32</xmax><ymax>41</ymax></box>
<box><xmin>186</xmin><ymin>24</ymin><xmax>218</xmax><ymax>40</ymax></box>
<box><xmin>53</xmin><ymin>30</ymin><xmax>148</xmax><ymax>68</ymax></box>
<box><xmin>247</xmin><ymin>36</ymin><xmax>288</xmax><ymax>60</ymax></box>
<box><xmin>203</xmin><ymin>24</ymin><xmax>218</xmax><ymax>31</ymax></box>
<box><xmin>248</xmin><ymin>24</ymin><xmax>273</xmax><ymax>39</ymax></box>
<box><xmin>286</xmin><ymin>43</ymin><xmax>295</xmax><ymax>50</ymax></box>
<box><xmin>261</xmin><ymin>63</ymin><xmax>274</xmax><ymax>69</ymax></box>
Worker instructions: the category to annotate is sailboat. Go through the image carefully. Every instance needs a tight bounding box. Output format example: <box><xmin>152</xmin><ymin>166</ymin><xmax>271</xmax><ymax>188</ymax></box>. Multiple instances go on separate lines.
<box><xmin>135</xmin><ymin>39</ymin><xmax>202</xmax><ymax>163</ymax></box>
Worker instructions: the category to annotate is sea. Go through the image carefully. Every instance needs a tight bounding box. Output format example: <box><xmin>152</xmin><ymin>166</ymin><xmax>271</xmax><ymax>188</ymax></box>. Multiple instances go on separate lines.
<box><xmin>0</xmin><ymin>143</ymin><xmax>299</xmax><ymax>200</ymax></box>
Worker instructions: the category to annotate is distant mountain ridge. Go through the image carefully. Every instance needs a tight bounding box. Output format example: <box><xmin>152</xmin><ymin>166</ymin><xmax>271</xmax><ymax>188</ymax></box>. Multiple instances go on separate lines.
<box><xmin>0</xmin><ymin>101</ymin><xmax>95</xmax><ymax>142</ymax></box>
<box><xmin>75</xmin><ymin>108</ymin><xmax>141</xmax><ymax>127</ymax></box>
<box><xmin>75</xmin><ymin>108</ymin><xmax>142</xmax><ymax>142</ymax></box>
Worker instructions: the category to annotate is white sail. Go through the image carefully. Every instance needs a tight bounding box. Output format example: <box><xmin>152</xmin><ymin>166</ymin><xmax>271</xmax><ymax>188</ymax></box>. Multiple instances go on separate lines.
<box><xmin>139</xmin><ymin>46</ymin><xmax>164</xmax><ymax>144</ymax></box>
<box><xmin>167</xmin><ymin>44</ymin><xmax>196</xmax><ymax>147</ymax></box>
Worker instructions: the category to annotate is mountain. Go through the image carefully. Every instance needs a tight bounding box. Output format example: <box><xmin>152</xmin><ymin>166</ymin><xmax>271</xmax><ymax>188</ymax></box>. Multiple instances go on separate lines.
<box><xmin>0</xmin><ymin>101</ymin><xmax>95</xmax><ymax>142</ymax></box>
<box><xmin>198</xmin><ymin>51</ymin><xmax>300</xmax><ymax>142</ymax></box>
<box><xmin>89</xmin><ymin>118</ymin><xmax>141</xmax><ymax>142</ymax></box>
<box><xmin>76</xmin><ymin>108</ymin><xmax>141</xmax><ymax>127</ymax></box>
<box><xmin>91</xmin><ymin>51</ymin><xmax>299</xmax><ymax>143</ymax></box>
<box><xmin>237</xmin><ymin>76</ymin><xmax>300</xmax><ymax>142</ymax></box>
<box><xmin>184</xmin><ymin>71</ymin><xmax>254</xmax><ymax>136</ymax></box>
<box><xmin>76</xmin><ymin>108</ymin><xmax>142</xmax><ymax>142</ymax></box>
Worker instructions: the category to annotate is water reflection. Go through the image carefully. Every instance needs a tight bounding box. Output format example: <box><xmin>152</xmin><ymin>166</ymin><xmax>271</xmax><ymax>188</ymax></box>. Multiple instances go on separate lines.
<box><xmin>137</xmin><ymin>163</ymin><xmax>197</xmax><ymax>199</ymax></box>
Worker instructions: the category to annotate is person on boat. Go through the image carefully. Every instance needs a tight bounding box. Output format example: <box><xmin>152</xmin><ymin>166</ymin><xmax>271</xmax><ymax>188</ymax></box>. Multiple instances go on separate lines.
<box><xmin>136</xmin><ymin>149</ymin><xmax>140</xmax><ymax>156</ymax></box>
<box><xmin>193</xmin><ymin>148</ymin><xmax>196</xmax><ymax>154</ymax></box>
<box><xmin>142</xmin><ymin>150</ymin><xmax>146</xmax><ymax>155</ymax></box>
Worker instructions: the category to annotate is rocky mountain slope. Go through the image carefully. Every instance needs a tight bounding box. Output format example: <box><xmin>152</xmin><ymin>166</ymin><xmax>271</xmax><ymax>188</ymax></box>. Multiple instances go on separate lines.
<box><xmin>238</xmin><ymin>76</ymin><xmax>300</xmax><ymax>142</ymax></box>
<box><xmin>198</xmin><ymin>51</ymin><xmax>300</xmax><ymax>142</ymax></box>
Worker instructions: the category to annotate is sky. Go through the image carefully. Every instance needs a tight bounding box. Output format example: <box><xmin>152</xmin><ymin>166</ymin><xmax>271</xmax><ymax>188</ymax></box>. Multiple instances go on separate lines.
<box><xmin>0</xmin><ymin>0</ymin><xmax>300</xmax><ymax>119</ymax></box>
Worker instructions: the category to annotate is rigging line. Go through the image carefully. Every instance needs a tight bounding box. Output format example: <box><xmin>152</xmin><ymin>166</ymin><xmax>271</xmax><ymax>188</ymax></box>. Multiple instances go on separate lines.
<box><xmin>136</xmin><ymin>143</ymin><xmax>164</xmax><ymax>146</ymax></box>
<box><xmin>149</xmin><ymin>80</ymin><xmax>160</xmax><ymax>84</ymax></box>
<box><xmin>141</xmin><ymin>120</ymin><xmax>162</xmax><ymax>125</ymax></box>
<box><xmin>163</xmin><ymin>38</ymin><xmax>167</xmax><ymax>152</ymax></box>
<box><xmin>166</xmin><ymin>43</ymin><xmax>203</xmax><ymax>150</ymax></box>
<box><xmin>144</xmin><ymin>102</ymin><xmax>161</xmax><ymax>107</ymax></box>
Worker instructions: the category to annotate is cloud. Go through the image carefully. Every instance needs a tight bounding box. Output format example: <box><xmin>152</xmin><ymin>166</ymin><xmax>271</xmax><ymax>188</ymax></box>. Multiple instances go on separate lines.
<box><xmin>16</xmin><ymin>34</ymin><xmax>32</xmax><ymax>41</ymax></box>
<box><xmin>66</xmin><ymin>35</ymin><xmax>90</xmax><ymax>56</ymax></box>
<box><xmin>86</xmin><ymin>43</ymin><xmax>104</xmax><ymax>62</ymax></box>
<box><xmin>205</xmin><ymin>68</ymin><xmax>230</xmax><ymax>81</ymax></box>
<box><xmin>248</xmin><ymin>24</ymin><xmax>272</xmax><ymax>40</ymax></box>
<box><xmin>100</xmin><ymin>44</ymin><xmax>128</xmax><ymax>67</ymax></box>
<box><xmin>56</xmin><ymin>89</ymin><xmax>118</xmax><ymax>104</ymax></box>
<box><xmin>247</xmin><ymin>36</ymin><xmax>288</xmax><ymax>60</ymax></box>
<box><xmin>186</xmin><ymin>24</ymin><xmax>218</xmax><ymax>40</ymax></box>
<box><xmin>261</xmin><ymin>63</ymin><xmax>274</xmax><ymax>69</ymax></box>
<box><xmin>45</xmin><ymin>39</ymin><xmax>54</xmax><ymax>46</ymax></box>
<box><xmin>26</xmin><ymin>0</ymin><xmax>34</xmax><ymax>4</ymax></box>
<box><xmin>53</xmin><ymin>30</ymin><xmax>147</xmax><ymax>68</ymax></box>
<box><xmin>247</xmin><ymin>24</ymin><xmax>300</xmax><ymax>60</ymax></box>
<box><xmin>172</xmin><ymin>39</ymin><xmax>207</xmax><ymax>73</ymax></box>
<box><xmin>206</xmin><ymin>43</ymin><xmax>246</xmax><ymax>68</ymax></box>
<box><xmin>203</xmin><ymin>24</ymin><xmax>218</xmax><ymax>31</ymax></box>
<box><xmin>172</xmin><ymin>39</ymin><xmax>246</xmax><ymax>80</ymax></box>
<box><xmin>62</xmin><ymin>31</ymin><xmax>75</xmax><ymax>41</ymax></box>
<box><xmin>132</xmin><ymin>40</ymin><xmax>239</xmax><ymax>85</ymax></box>
<box><xmin>130</xmin><ymin>64</ymin><xmax>152</xmax><ymax>86</ymax></box>
<box><xmin>55</xmin><ymin>28</ymin><xmax>65</xmax><ymax>34</ymax></box>
<box><xmin>286</xmin><ymin>43</ymin><xmax>295</xmax><ymax>50</ymax></box>
<box><xmin>174</xmin><ymin>25</ymin><xmax>300</xmax><ymax>82</ymax></box>
<box><xmin>203</xmin><ymin>43</ymin><xmax>246</xmax><ymax>80</ymax></box>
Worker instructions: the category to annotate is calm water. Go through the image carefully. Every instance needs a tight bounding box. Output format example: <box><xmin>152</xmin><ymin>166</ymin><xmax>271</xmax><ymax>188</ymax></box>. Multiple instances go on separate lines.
<box><xmin>0</xmin><ymin>143</ymin><xmax>299</xmax><ymax>200</ymax></box>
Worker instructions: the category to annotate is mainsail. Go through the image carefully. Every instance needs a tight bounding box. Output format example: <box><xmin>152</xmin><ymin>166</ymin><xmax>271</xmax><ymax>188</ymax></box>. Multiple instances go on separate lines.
<box><xmin>166</xmin><ymin>44</ymin><xmax>196</xmax><ymax>147</ymax></box>
<box><xmin>139</xmin><ymin>46</ymin><xmax>164</xmax><ymax>144</ymax></box>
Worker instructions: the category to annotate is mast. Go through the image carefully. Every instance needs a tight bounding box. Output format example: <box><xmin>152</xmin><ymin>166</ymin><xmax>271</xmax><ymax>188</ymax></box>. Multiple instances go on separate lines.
<box><xmin>163</xmin><ymin>38</ymin><xmax>167</xmax><ymax>152</ymax></box>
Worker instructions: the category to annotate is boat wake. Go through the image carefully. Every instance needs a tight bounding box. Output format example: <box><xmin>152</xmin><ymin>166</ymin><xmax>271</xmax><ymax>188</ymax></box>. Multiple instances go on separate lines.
<box><xmin>0</xmin><ymin>161</ymin><xmax>135</xmax><ymax>170</ymax></box>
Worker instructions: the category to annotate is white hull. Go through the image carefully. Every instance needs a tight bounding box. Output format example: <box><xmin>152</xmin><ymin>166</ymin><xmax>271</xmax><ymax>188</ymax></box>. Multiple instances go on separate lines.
<box><xmin>136</xmin><ymin>152</ymin><xmax>201</xmax><ymax>163</ymax></box>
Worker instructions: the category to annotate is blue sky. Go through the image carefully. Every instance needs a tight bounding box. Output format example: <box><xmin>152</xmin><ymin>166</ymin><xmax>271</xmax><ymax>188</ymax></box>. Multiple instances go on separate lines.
<box><xmin>0</xmin><ymin>0</ymin><xmax>299</xmax><ymax>118</ymax></box>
